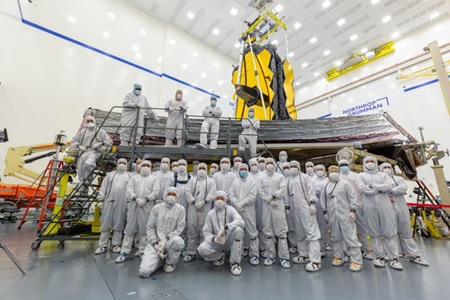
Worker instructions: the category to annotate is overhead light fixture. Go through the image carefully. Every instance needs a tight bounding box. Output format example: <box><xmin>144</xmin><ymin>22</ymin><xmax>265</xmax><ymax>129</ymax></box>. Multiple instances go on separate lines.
<box><xmin>382</xmin><ymin>15</ymin><xmax>391</xmax><ymax>23</ymax></box>
<box><xmin>102</xmin><ymin>31</ymin><xmax>110</xmax><ymax>39</ymax></box>
<box><xmin>67</xmin><ymin>15</ymin><xmax>77</xmax><ymax>23</ymax></box>
<box><xmin>309</xmin><ymin>37</ymin><xmax>317</xmax><ymax>44</ymax></box>
<box><xmin>200</xmin><ymin>72</ymin><xmax>207</xmax><ymax>78</ymax></box>
<box><xmin>323</xmin><ymin>49</ymin><xmax>331</xmax><ymax>56</ymax></box>
<box><xmin>361</xmin><ymin>47</ymin><xmax>368</xmax><ymax>53</ymax></box>
<box><xmin>294</xmin><ymin>22</ymin><xmax>302</xmax><ymax>29</ymax></box>
<box><xmin>322</xmin><ymin>1</ymin><xmax>331</xmax><ymax>9</ymax></box>
<box><xmin>302</xmin><ymin>62</ymin><xmax>308</xmax><ymax>68</ymax></box>
<box><xmin>187</xmin><ymin>12</ymin><xmax>195</xmax><ymax>19</ymax></box>
<box><xmin>182</xmin><ymin>63</ymin><xmax>188</xmax><ymax>70</ymax></box>
<box><xmin>107</xmin><ymin>12</ymin><xmax>115</xmax><ymax>21</ymax></box>
<box><xmin>212</xmin><ymin>28</ymin><xmax>220</xmax><ymax>35</ymax></box>
<box><xmin>218</xmin><ymin>80</ymin><xmax>224</xmax><ymax>85</ymax></box>
<box><xmin>288</xmin><ymin>52</ymin><xmax>294</xmax><ymax>57</ymax></box>
<box><xmin>314</xmin><ymin>72</ymin><xmax>320</xmax><ymax>77</ymax></box>
<box><xmin>430</xmin><ymin>12</ymin><xmax>439</xmax><ymax>19</ymax></box>
<box><xmin>230</xmin><ymin>8</ymin><xmax>238</xmax><ymax>16</ymax></box>
<box><xmin>350</xmin><ymin>34</ymin><xmax>358</xmax><ymax>41</ymax></box>
<box><xmin>391</xmin><ymin>31</ymin><xmax>400</xmax><ymax>38</ymax></box>
<box><xmin>337</xmin><ymin>18</ymin><xmax>346</xmax><ymax>26</ymax></box>
<box><xmin>371</xmin><ymin>0</ymin><xmax>380</xmax><ymax>4</ymax></box>
<box><xmin>335</xmin><ymin>60</ymin><xmax>342</xmax><ymax>66</ymax></box>
<box><xmin>234</xmin><ymin>42</ymin><xmax>240</xmax><ymax>48</ymax></box>
<box><xmin>132</xmin><ymin>44</ymin><xmax>140</xmax><ymax>51</ymax></box>
<box><xmin>274</xmin><ymin>4</ymin><xmax>283</xmax><ymax>12</ymax></box>
<box><xmin>295</xmin><ymin>82</ymin><xmax>300</xmax><ymax>86</ymax></box>
<box><xmin>168</xmin><ymin>39</ymin><xmax>176</xmax><ymax>45</ymax></box>
<box><xmin>213</xmin><ymin>62</ymin><xmax>219</xmax><ymax>67</ymax></box>
<box><xmin>140</xmin><ymin>29</ymin><xmax>147</xmax><ymax>36</ymax></box>
<box><xmin>192</xmin><ymin>51</ymin><xmax>199</xmax><ymax>56</ymax></box>
<box><xmin>271</xmin><ymin>40</ymin><xmax>279</xmax><ymax>45</ymax></box>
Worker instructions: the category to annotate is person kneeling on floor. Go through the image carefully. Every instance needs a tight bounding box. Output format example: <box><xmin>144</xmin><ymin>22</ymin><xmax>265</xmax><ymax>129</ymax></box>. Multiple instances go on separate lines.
<box><xmin>197</xmin><ymin>191</ymin><xmax>245</xmax><ymax>276</ymax></box>
<box><xmin>139</xmin><ymin>187</ymin><xmax>186</xmax><ymax>277</ymax></box>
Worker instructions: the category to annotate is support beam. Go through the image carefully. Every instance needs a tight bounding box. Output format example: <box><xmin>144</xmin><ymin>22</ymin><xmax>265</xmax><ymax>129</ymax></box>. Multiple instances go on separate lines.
<box><xmin>427</xmin><ymin>41</ymin><xmax>450</xmax><ymax>116</ymax></box>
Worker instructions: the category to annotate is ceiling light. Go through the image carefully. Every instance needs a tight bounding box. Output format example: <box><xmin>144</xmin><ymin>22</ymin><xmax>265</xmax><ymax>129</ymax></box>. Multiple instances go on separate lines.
<box><xmin>187</xmin><ymin>12</ymin><xmax>195</xmax><ymax>19</ymax></box>
<box><xmin>67</xmin><ymin>15</ymin><xmax>77</xmax><ymax>23</ymax></box>
<box><xmin>271</xmin><ymin>40</ymin><xmax>278</xmax><ymax>45</ymax></box>
<box><xmin>212</xmin><ymin>28</ymin><xmax>220</xmax><ymax>35</ymax></box>
<box><xmin>323</xmin><ymin>50</ymin><xmax>331</xmax><ymax>56</ymax></box>
<box><xmin>274</xmin><ymin>5</ymin><xmax>283</xmax><ymax>12</ymax></box>
<box><xmin>314</xmin><ymin>72</ymin><xmax>320</xmax><ymax>77</ymax></box>
<box><xmin>200</xmin><ymin>72</ymin><xmax>207</xmax><ymax>78</ymax></box>
<box><xmin>234</xmin><ymin>42</ymin><xmax>240</xmax><ymax>48</ymax></box>
<box><xmin>288</xmin><ymin>52</ymin><xmax>294</xmax><ymax>57</ymax></box>
<box><xmin>295</xmin><ymin>82</ymin><xmax>300</xmax><ymax>86</ymax></box>
<box><xmin>361</xmin><ymin>47</ymin><xmax>368</xmax><ymax>53</ymax></box>
<box><xmin>302</xmin><ymin>62</ymin><xmax>308</xmax><ymax>68</ymax></box>
<box><xmin>132</xmin><ymin>44</ymin><xmax>140</xmax><ymax>51</ymax></box>
<box><xmin>371</xmin><ymin>0</ymin><xmax>380</xmax><ymax>4</ymax></box>
<box><xmin>102</xmin><ymin>31</ymin><xmax>110</xmax><ymax>39</ymax></box>
<box><xmin>218</xmin><ymin>80</ymin><xmax>224</xmax><ymax>86</ymax></box>
<box><xmin>322</xmin><ymin>1</ymin><xmax>331</xmax><ymax>9</ymax></box>
<box><xmin>309</xmin><ymin>37</ymin><xmax>317</xmax><ymax>44</ymax></box>
<box><xmin>168</xmin><ymin>39</ymin><xmax>176</xmax><ymax>45</ymax></box>
<box><xmin>430</xmin><ymin>12</ymin><xmax>439</xmax><ymax>19</ymax></box>
<box><xmin>140</xmin><ymin>29</ymin><xmax>147</xmax><ymax>36</ymax></box>
<box><xmin>391</xmin><ymin>31</ymin><xmax>400</xmax><ymax>38</ymax></box>
<box><xmin>350</xmin><ymin>34</ymin><xmax>358</xmax><ymax>41</ymax></box>
<box><xmin>337</xmin><ymin>18</ymin><xmax>345</xmax><ymax>26</ymax></box>
<box><xmin>382</xmin><ymin>15</ymin><xmax>391</xmax><ymax>23</ymax></box>
<box><xmin>182</xmin><ymin>63</ymin><xmax>188</xmax><ymax>70</ymax></box>
<box><xmin>230</xmin><ymin>8</ymin><xmax>238</xmax><ymax>16</ymax></box>
<box><xmin>192</xmin><ymin>51</ymin><xmax>199</xmax><ymax>56</ymax></box>
<box><xmin>335</xmin><ymin>60</ymin><xmax>342</xmax><ymax>66</ymax></box>
<box><xmin>107</xmin><ymin>12</ymin><xmax>115</xmax><ymax>21</ymax></box>
<box><xmin>294</xmin><ymin>22</ymin><xmax>302</xmax><ymax>29</ymax></box>
<box><xmin>213</xmin><ymin>62</ymin><xmax>219</xmax><ymax>67</ymax></box>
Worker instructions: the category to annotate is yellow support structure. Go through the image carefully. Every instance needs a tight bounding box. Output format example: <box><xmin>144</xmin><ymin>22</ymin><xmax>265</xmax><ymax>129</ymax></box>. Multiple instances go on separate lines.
<box><xmin>326</xmin><ymin>41</ymin><xmax>395</xmax><ymax>81</ymax></box>
<box><xmin>421</xmin><ymin>210</ymin><xmax>442</xmax><ymax>238</ymax></box>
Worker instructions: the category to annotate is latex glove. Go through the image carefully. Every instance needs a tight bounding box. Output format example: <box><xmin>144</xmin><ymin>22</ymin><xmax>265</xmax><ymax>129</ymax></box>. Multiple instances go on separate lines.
<box><xmin>97</xmin><ymin>202</ymin><xmax>103</xmax><ymax>210</ymax></box>
<box><xmin>195</xmin><ymin>200</ymin><xmax>205</xmax><ymax>211</ymax></box>
<box><xmin>309</xmin><ymin>204</ymin><xmax>317</xmax><ymax>216</ymax></box>
<box><xmin>214</xmin><ymin>226</ymin><xmax>226</xmax><ymax>245</ymax></box>
<box><xmin>78</xmin><ymin>145</ymin><xmax>87</xmax><ymax>151</ymax></box>
<box><xmin>349</xmin><ymin>212</ymin><xmax>356</xmax><ymax>223</ymax></box>
<box><xmin>324</xmin><ymin>213</ymin><xmax>329</xmax><ymax>223</ymax></box>
<box><xmin>273</xmin><ymin>191</ymin><xmax>281</xmax><ymax>199</ymax></box>
<box><xmin>136</xmin><ymin>198</ymin><xmax>146</xmax><ymax>207</ymax></box>
<box><xmin>159</xmin><ymin>238</ymin><xmax>167</xmax><ymax>253</ymax></box>
<box><xmin>270</xmin><ymin>200</ymin><xmax>278</xmax><ymax>207</ymax></box>
<box><xmin>169</xmin><ymin>107</ymin><xmax>175</xmax><ymax>112</ymax></box>
<box><xmin>235</xmin><ymin>201</ymin><xmax>245</xmax><ymax>211</ymax></box>
<box><xmin>91</xmin><ymin>142</ymin><xmax>103</xmax><ymax>150</ymax></box>
<box><xmin>154</xmin><ymin>116</ymin><xmax>160</xmax><ymax>121</ymax></box>
<box><xmin>264</xmin><ymin>196</ymin><xmax>273</xmax><ymax>203</ymax></box>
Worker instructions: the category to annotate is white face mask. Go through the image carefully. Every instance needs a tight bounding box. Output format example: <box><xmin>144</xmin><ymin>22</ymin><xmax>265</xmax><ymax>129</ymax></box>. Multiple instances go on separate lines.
<box><xmin>86</xmin><ymin>122</ymin><xmax>95</xmax><ymax>129</ymax></box>
<box><xmin>259</xmin><ymin>163</ymin><xmax>265</xmax><ymax>170</ymax></box>
<box><xmin>251</xmin><ymin>165</ymin><xmax>259</xmax><ymax>173</ymax></box>
<box><xmin>198</xmin><ymin>170</ymin><xmax>207</xmax><ymax>177</ymax></box>
<box><xmin>365</xmin><ymin>162</ymin><xmax>376</xmax><ymax>170</ymax></box>
<box><xmin>283</xmin><ymin>169</ymin><xmax>290</xmax><ymax>177</ymax></box>
<box><xmin>176</xmin><ymin>94</ymin><xmax>182</xmax><ymax>100</ymax></box>
<box><xmin>135</xmin><ymin>90</ymin><xmax>142</xmax><ymax>96</ymax></box>
<box><xmin>316</xmin><ymin>170</ymin><xmax>324</xmax><ymax>177</ymax></box>
<box><xmin>290</xmin><ymin>168</ymin><xmax>299</xmax><ymax>176</ymax></box>
<box><xmin>234</xmin><ymin>162</ymin><xmax>241</xmax><ymax>168</ymax></box>
<box><xmin>165</xmin><ymin>195</ymin><xmax>177</xmax><ymax>205</ymax></box>
<box><xmin>172</xmin><ymin>167</ymin><xmax>178</xmax><ymax>173</ymax></box>
<box><xmin>210</xmin><ymin>168</ymin><xmax>217</xmax><ymax>175</ymax></box>
<box><xmin>221</xmin><ymin>163</ymin><xmax>230</xmax><ymax>171</ymax></box>
<box><xmin>215</xmin><ymin>200</ymin><xmax>226</xmax><ymax>210</ymax></box>
<box><xmin>266</xmin><ymin>164</ymin><xmax>274</xmax><ymax>172</ymax></box>
<box><xmin>306</xmin><ymin>167</ymin><xmax>314</xmax><ymax>175</ymax></box>
<box><xmin>280</xmin><ymin>155</ymin><xmax>287</xmax><ymax>162</ymax></box>
<box><xmin>161</xmin><ymin>163</ymin><xmax>169</xmax><ymax>171</ymax></box>
<box><xmin>329</xmin><ymin>173</ymin><xmax>340</xmax><ymax>182</ymax></box>
<box><xmin>382</xmin><ymin>168</ymin><xmax>392</xmax><ymax>176</ymax></box>
<box><xmin>178</xmin><ymin>165</ymin><xmax>187</xmax><ymax>173</ymax></box>
<box><xmin>141</xmin><ymin>167</ymin><xmax>150</xmax><ymax>176</ymax></box>
<box><xmin>117</xmin><ymin>164</ymin><xmax>126</xmax><ymax>172</ymax></box>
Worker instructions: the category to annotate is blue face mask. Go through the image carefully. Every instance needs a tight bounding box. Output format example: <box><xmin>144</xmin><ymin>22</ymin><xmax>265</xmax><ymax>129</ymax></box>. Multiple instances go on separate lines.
<box><xmin>239</xmin><ymin>170</ymin><xmax>249</xmax><ymax>178</ymax></box>
<box><xmin>211</xmin><ymin>101</ymin><xmax>217</xmax><ymax>107</ymax></box>
<box><xmin>340</xmin><ymin>166</ymin><xmax>349</xmax><ymax>174</ymax></box>
<box><xmin>134</xmin><ymin>90</ymin><xmax>142</xmax><ymax>96</ymax></box>
<box><xmin>248</xmin><ymin>112</ymin><xmax>254</xmax><ymax>118</ymax></box>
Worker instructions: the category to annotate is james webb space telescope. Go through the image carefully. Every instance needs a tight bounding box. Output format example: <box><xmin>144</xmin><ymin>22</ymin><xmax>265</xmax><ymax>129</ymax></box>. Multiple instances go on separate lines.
<box><xmin>232</xmin><ymin>0</ymin><xmax>296</xmax><ymax>121</ymax></box>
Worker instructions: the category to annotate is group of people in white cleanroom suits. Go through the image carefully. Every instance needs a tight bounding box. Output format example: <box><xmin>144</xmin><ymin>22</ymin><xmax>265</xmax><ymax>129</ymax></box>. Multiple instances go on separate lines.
<box><xmin>90</xmin><ymin>149</ymin><xmax>428</xmax><ymax>278</ymax></box>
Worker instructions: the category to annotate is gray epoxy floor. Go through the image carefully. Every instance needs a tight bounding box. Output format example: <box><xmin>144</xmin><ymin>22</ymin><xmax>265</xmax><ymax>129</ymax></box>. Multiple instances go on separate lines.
<box><xmin>1</xmin><ymin>222</ymin><xmax>449</xmax><ymax>300</ymax></box>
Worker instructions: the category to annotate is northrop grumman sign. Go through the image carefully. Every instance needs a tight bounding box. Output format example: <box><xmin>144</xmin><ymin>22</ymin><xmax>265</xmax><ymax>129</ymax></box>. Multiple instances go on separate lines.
<box><xmin>342</xmin><ymin>97</ymin><xmax>390</xmax><ymax>116</ymax></box>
